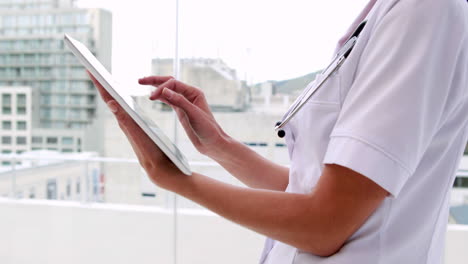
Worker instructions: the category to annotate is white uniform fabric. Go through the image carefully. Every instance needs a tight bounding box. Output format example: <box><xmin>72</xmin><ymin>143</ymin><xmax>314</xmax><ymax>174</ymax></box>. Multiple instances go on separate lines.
<box><xmin>260</xmin><ymin>0</ymin><xmax>468</xmax><ymax>263</ymax></box>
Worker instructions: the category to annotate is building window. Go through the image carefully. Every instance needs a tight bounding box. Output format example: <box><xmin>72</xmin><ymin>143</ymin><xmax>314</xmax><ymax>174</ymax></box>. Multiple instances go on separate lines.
<box><xmin>66</xmin><ymin>180</ymin><xmax>71</xmax><ymax>198</ymax></box>
<box><xmin>2</xmin><ymin>94</ymin><xmax>11</xmax><ymax>106</ymax></box>
<box><xmin>62</xmin><ymin>137</ymin><xmax>73</xmax><ymax>145</ymax></box>
<box><xmin>17</xmin><ymin>106</ymin><xmax>26</xmax><ymax>115</ymax></box>
<box><xmin>32</xmin><ymin>136</ymin><xmax>42</xmax><ymax>144</ymax></box>
<box><xmin>46</xmin><ymin>179</ymin><xmax>57</xmax><ymax>200</ymax></box>
<box><xmin>76</xmin><ymin>178</ymin><xmax>81</xmax><ymax>195</ymax></box>
<box><xmin>1</xmin><ymin>150</ymin><xmax>12</xmax><ymax>154</ymax></box>
<box><xmin>40</xmin><ymin>108</ymin><xmax>51</xmax><ymax>119</ymax></box>
<box><xmin>453</xmin><ymin>177</ymin><xmax>468</xmax><ymax>188</ymax></box>
<box><xmin>70</xmin><ymin>109</ymin><xmax>80</xmax><ymax>119</ymax></box>
<box><xmin>16</xmin><ymin>121</ymin><xmax>26</xmax><ymax>130</ymax></box>
<box><xmin>62</xmin><ymin>148</ymin><xmax>73</xmax><ymax>153</ymax></box>
<box><xmin>16</xmin><ymin>136</ymin><xmax>27</xmax><ymax>145</ymax></box>
<box><xmin>57</xmin><ymin>95</ymin><xmax>67</xmax><ymax>105</ymax></box>
<box><xmin>2</xmin><ymin>107</ymin><xmax>11</xmax><ymax>114</ymax></box>
<box><xmin>46</xmin><ymin>137</ymin><xmax>58</xmax><ymax>144</ymax></box>
<box><xmin>1</xmin><ymin>136</ymin><xmax>11</xmax><ymax>145</ymax></box>
<box><xmin>2</xmin><ymin>121</ymin><xmax>11</xmax><ymax>130</ymax></box>
<box><xmin>17</xmin><ymin>93</ymin><xmax>26</xmax><ymax>106</ymax></box>
<box><xmin>29</xmin><ymin>187</ymin><xmax>36</xmax><ymax>199</ymax></box>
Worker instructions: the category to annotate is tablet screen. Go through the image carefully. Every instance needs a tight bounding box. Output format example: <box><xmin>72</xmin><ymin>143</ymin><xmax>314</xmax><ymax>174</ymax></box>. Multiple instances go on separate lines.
<box><xmin>64</xmin><ymin>34</ymin><xmax>191</xmax><ymax>175</ymax></box>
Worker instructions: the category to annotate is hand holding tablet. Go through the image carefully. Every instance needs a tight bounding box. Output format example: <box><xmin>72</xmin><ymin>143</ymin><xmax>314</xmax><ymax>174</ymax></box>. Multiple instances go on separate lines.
<box><xmin>64</xmin><ymin>34</ymin><xmax>192</xmax><ymax>176</ymax></box>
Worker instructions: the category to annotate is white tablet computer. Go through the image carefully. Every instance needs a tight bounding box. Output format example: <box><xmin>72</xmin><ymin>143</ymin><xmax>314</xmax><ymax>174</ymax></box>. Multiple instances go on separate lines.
<box><xmin>64</xmin><ymin>34</ymin><xmax>192</xmax><ymax>175</ymax></box>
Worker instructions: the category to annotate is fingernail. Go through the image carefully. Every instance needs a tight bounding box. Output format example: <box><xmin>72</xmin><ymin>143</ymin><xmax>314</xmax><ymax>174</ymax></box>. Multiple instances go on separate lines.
<box><xmin>107</xmin><ymin>101</ymin><xmax>118</xmax><ymax>113</ymax></box>
<box><xmin>163</xmin><ymin>88</ymin><xmax>173</xmax><ymax>99</ymax></box>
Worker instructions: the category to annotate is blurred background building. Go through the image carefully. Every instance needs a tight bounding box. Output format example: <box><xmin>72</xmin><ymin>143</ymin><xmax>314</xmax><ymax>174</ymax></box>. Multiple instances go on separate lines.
<box><xmin>152</xmin><ymin>58</ymin><xmax>250</xmax><ymax>112</ymax></box>
<box><xmin>0</xmin><ymin>0</ymin><xmax>112</xmax><ymax>155</ymax></box>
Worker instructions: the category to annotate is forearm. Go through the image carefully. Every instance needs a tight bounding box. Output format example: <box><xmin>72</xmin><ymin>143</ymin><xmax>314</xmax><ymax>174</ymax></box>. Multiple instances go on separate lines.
<box><xmin>209</xmin><ymin>137</ymin><xmax>289</xmax><ymax>191</ymax></box>
<box><xmin>166</xmin><ymin>172</ymin><xmax>342</xmax><ymax>257</ymax></box>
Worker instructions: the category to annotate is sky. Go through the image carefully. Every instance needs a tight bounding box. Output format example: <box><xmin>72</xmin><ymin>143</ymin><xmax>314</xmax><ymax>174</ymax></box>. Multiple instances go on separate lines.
<box><xmin>76</xmin><ymin>0</ymin><xmax>369</xmax><ymax>94</ymax></box>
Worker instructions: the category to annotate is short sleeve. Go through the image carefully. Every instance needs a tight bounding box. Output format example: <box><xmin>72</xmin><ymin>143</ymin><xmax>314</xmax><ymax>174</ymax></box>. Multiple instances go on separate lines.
<box><xmin>323</xmin><ymin>0</ymin><xmax>466</xmax><ymax>197</ymax></box>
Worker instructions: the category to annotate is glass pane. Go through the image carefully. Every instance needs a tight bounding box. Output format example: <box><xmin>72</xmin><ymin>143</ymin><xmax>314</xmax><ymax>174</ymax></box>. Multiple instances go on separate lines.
<box><xmin>62</xmin><ymin>137</ymin><xmax>73</xmax><ymax>145</ymax></box>
<box><xmin>16</xmin><ymin>121</ymin><xmax>26</xmax><ymax>130</ymax></box>
<box><xmin>2</xmin><ymin>121</ymin><xmax>11</xmax><ymax>130</ymax></box>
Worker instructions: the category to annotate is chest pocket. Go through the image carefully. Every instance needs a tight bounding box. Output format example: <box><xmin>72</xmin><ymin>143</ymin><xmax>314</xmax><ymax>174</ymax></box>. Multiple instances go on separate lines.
<box><xmin>307</xmin><ymin>71</ymin><xmax>342</xmax><ymax>105</ymax></box>
<box><xmin>285</xmin><ymin>71</ymin><xmax>342</xmax><ymax>194</ymax></box>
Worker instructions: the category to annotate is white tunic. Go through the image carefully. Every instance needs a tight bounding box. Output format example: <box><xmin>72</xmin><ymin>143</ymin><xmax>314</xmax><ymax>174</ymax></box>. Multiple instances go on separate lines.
<box><xmin>260</xmin><ymin>0</ymin><xmax>468</xmax><ymax>263</ymax></box>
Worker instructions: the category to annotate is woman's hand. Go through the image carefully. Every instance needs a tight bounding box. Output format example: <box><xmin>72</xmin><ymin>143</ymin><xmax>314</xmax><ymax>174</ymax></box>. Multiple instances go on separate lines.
<box><xmin>88</xmin><ymin>73</ymin><xmax>185</xmax><ymax>189</ymax></box>
<box><xmin>140</xmin><ymin>76</ymin><xmax>289</xmax><ymax>191</ymax></box>
<box><xmin>139</xmin><ymin>76</ymin><xmax>230</xmax><ymax>157</ymax></box>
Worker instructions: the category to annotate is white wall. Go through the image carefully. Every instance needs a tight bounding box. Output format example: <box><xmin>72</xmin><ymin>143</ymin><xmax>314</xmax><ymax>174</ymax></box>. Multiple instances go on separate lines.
<box><xmin>0</xmin><ymin>198</ymin><xmax>467</xmax><ymax>264</ymax></box>
<box><xmin>0</xmin><ymin>199</ymin><xmax>264</xmax><ymax>264</ymax></box>
<box><xmin>445</xmin><ymin>225</ymin><xmax>468</xmax><ymax>264</ymax></box>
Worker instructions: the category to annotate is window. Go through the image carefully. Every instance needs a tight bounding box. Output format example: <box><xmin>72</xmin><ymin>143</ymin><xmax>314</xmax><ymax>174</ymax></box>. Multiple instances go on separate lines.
<box><xmin>16</xmin><ymin>136</ymin><xmax>27</xmax><ymax>145</ymax></box>
<box><xmin>70</xmin><ymin>122</ymin><xmax>83</xmax><ymax>129</ymax></box>
<box><xmin>17</xmin><ymin>93</ymin><xmax>26</xmax><ymax>106</ymax></box>
<box><xmin>46</xmin><ymin>137</ymin><xmax>58</xmax><ymax>144</ymax></box>
<box><xmin>1</xmin><ymin>150</ymin><xmax>12</xmax><ymax>154</ymax></box>
<box><xmin>62</xmin><ymin>137</ymin><xmax>73</xmax><ymax>145</ymax></box>
<box><xmin>2</xmin><ymin>107</ymin><xmax>11</xmax><ymax>115</ymax></box>
<box><xmin>53</xmin><ymin>121</ymin><xmax>66</xmax><ymax>129</ymax></box>
<box><xmin>2</xmin><ymin>136</ymin><xmax>11</xmax><ymax>145</ymax></box>
<box><xmin>23</xmin><ymin>67</ymin><xmax>35</xmax><ymax>77</ymax></box>
<box><xmin>38</xmin><ymin>67</ymin><xmax>51</xmax><ymax>77</ymax></box>
<box><xmin>2</xmin><ymin>121</ymin><xmax>11</xmax><ymax>130</ymax></box>
<box><xmin>71</xmin><ymin>67</ymin><xmax>85</xmax><ymax>78</ymax></box>
<box><xmin>2</xmin><ymin>94</ymin><xmax>11</xmax><ymax>106</ymax></box>
<box><xmin>66</xmin><ymin>180</ymin><xmax>71</xmax><ymax>198</ymax></box>
<box><xmin>41</xmin><ymin>95</ymin><xmax>51</xmax><ymax>104</ymax></box>
<box><xmin>18</xmin><ymin>15</ymin><xmax>30</xmax><ymax>26</ymax></box>
<box><xmin>62</xmin><ymin>148</ymin><xmax>73</xmax><ymax>153</ymax></box>
<box><xmin>61</xmin><ymin>14</ymin><xmax>73</xmax><ymax>24</ymax></box>
<box><xmin>56</xmin><ymin>95</ymin><xmax>67</xmax><ymax>105</ymax></box>
<box><xmin>55</xmin><ymin>109</ymin><xmax>66</xmax><ymax>119</ymax></box>
<box><xmin>24</xmin><ymin>54</ymin><xmax>34</xmax><ymax>64</ymax></box>
<box><xmin>56</xmin><ymin>81</ymin><xmax>67</xmax><ymax>91</ymax></box>
<box><xmin>454</xmin><ymin>177</ymin><xmax>468</xmax><ymax>188</ymax></box>
<box><xmin>29</xmin><ymin>187</ymin><xmax>35</xmax><ymax>199</ymax></box>
<box><xmin>70</xmin><ymin>109</ymin><xmax>80</xmax><ymax>119</ymax></box>
<box><xmin>71</xmin><ymin>95</ymin><xmax>82</xmax><ymax>105</ymax></box>
<box><xmin>87</xmin><ymin>109</ymin><xmax>95</xmax><ymax>119</ymax></box>
<box><xmin>87</xmin><ymin>95</ymin><xmax>95</xmax><ymax>104</ymax></box>
<box><xmin>16</xmin><ymin>121</ymin><xmax>26</xmax><ymax>130</ymax></box>
<box><xmin>46</xmin><ymin>179</ymin><xmax>57</xmax><ymax>200</ymax></box>
<box><xmin>3</xmin><ymin>16</ymin><xmax>15</xmax><ymax>27</ymax></box>
<box><xmin>40</xmin><ymin>108</ymin><xmax>51</xmax><ymax>119</ymax></box>
<box><xmin>76</xmin><ymin>178</ymin><xmax>81</xmax><ymax>195</ymax></box>
<box><xmin>32</xmin><ymin>136</ymin><xmax>42</xmax><ymax>144</ymax></box>
<box><xmin>39</xmin><ymin>81</ymin><xmax>52</xmax><ymax>92</ymax></box>
<box><xmin>17</xmin><ymin>106</ymin><xmax>26</xmax><ymax>115</ymax></box>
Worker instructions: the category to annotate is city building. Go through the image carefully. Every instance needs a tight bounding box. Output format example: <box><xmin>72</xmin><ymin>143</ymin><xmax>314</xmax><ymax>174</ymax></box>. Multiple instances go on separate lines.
<box><xmin>152</xmin><ymin>58</ymin><xmax>250</xmax><ymax>111</ymax></box>
<box><xmin>0</xmin><ymin>86</ymin><xmax>32</xmax><ymax>166</ymax></box>
<box><xmin>0</xmin><ymin>150</ymin><xmax>102</xmax><ymax>200</ymax></box>
<box><xmin>0</xmin><ymin>0</ymin><xmax>112</xmax><ymax>153</ymax></box>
